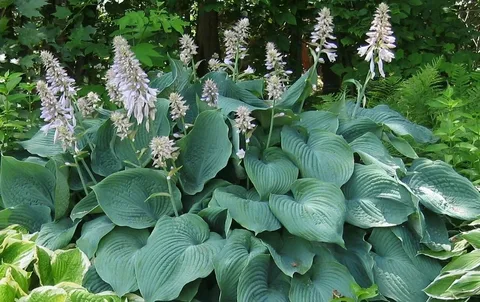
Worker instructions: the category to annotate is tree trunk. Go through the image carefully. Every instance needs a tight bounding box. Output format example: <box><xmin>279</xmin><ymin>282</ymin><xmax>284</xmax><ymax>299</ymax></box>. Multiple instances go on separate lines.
<box><xmin>195</xmin><ymin>0</ymin><xmax>221</xmax><ymax>76</ymax></box>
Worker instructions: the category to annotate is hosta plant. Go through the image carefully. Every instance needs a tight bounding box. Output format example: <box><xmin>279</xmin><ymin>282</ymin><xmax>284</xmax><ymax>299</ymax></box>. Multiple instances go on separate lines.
<box><xmin>1</xmin><ymin>3</ymin><xmax>480</xmax><ymax>302</ymax></box>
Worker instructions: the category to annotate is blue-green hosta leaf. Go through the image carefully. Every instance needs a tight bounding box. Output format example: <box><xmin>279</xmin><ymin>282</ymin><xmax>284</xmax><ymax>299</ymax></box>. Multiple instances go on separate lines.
<box><xmin>383</xmin><ymin>132</ymin><xmax>418</xmax><ymax>159</ymax></box>
<box><xmin>0</xmin><ymin>237</ymin><xmax>35</xmax><ymax>269</ymax></box>
<box><xmin>198</xmin><ymin>206</ymin><xmax>232</xmax><ymax>237</ymax></box>
<box><xmin>289</xmin><ymin>246</ymin><xmax>358</xmax><ymax>302</ymax></box>
<box><xmin>17</xmin><ymin>286</ymin><xmax>68</xmax><ymax>301</ymax></box>
<box><xmin>244</xmin><ymin>147</ymin><xmax>298</xmax><ymax>200</ymax></box>
<box><xmin>350</xmin><ymin>132</ymin><xmax>406</xmax><ymax>175</ymax></box>
<box><xmin>214</xmin><ymin>229</ymin><xmax>267</xmax><ymax>302</ymax></box>
<box><xmin>259</xmin><ymin>231</ymin><xmax>314</xmax><ymax>277</ymax></box>
<box><xmin>184</xmin><ymin>179</ymin><xmax>231</xmax><ymax>213</ymax></box>
<box><xmin>337</xmin><ymin>117</ymin><xmax>383</xmax><ymax>143</ymax></box>
<box><xmin>0</xmin><ymin>205</ymin><xmax>51</xmax><ymax>232</ymax></box>
<box><xmin>408</xmin><ymin>208</ymin><xmax>451</xmax><ymax>252</ymax></box>
<box><xmin>345</xmin><ymin>102</ymin><xmax>436</xmax><ymax>144</ymax></box>
<box><xmin>82</xmin><ymin>265</ymin><xmax>113</xmax><ymax>294</ymax></box>
<box><xmin>93</xmin><ymin>168</ymin><xmax>181</xmax><ymax>229</ymax></box>
<box><xmin>277</xmin><ymin>65</ymin><xmax>317</xmax><ymax>109</ymax></box>
<box><xmin>342</xmin><ymin>164</ymin><xmax>415</xmax><ymax>228</ymax></box>
<box><xmin>403</xmin><ymin>159</ymin><xmax>480</xmax><ymax>220</ymax></box>
<box><xmin>213</xmin><ymin>186</ymin><xmax>281</xmax><ymax>234</ymax></box>
<box><xmin>34</xmin><ymin>246</ymin><xmax>90</xmax><ymax>286</ymax></box>
<box><xmin>18</xmin><ymin>129</ymin><xmax>63</xmax><ymax>158</ymax></box>
<box><xmin>0</xmin><ymin>156</ymin><xmax>56</xmax><ymax>211</ymax></box>
<box><xmin>237</xmin><ymin>79</ymin><xmax>264</xmax><ymax>95</ymax></box>
<box><xmin>237</xmin><ymin>254</ymin><xmax>290</xmax><ymax>302</ymax></box>
<box><xmin>96</xmin><ymin>227</ymin><xmax>149</xmax><ymax>296</ymax></box>
<box><xmin>45</xmin><ymin>159</ymin><xmax>70</xmax><ymax>220</ymax></box>
<box><xmin>178</xmin><ymin>110</ymin><xmax>232</xmax><ymax>195</ymax></box>
<box><xmin>369</xmin><ymin>226</ymin><xmax>441</xmax><ymax>302</ymax></box>
<box><xmin>70</xmin><ymin>191</ymin><xmax>99</xmax><ymax>221</ymax></box>
<box><xmin>332</xmin><ymin>225</ymin><xmax>375</xmax><ymax>288</ymax></box>
<box><xmin>76</xmin><ymin>216</ymin><xmax>115</xmax><ymax>258</ymax></box>
<box><xmin>269</xmin><ymin>178</ymin><xmax>346</xmax><ymax>246</ymax></box>
<box><xmin>217</xmin><ymin>95</ymin><xmax>268</xmax><ymax>115</ymax></box>
<box><xmin>36</xmin><ymin>218</ymin><xmax>79</xmax><ymax>250</ymax></box>
<box><xmin>135</xmin><ymin>214</ymin><xmax>224</xmax><ymax>301</ymax></box>
<box><xmin>281</xmin><ymin>126</ymin><xmax>354</xmax><ymax>186</ymax></box>
<box><xmin>91</xmin><ymin>119</ymin><xmax>123</xmax><ymax>177</ymax></box>
<box><xmin>293</xmin><ymin>111</ymin><xmax>339</xmax><ymax>133</ymax></box>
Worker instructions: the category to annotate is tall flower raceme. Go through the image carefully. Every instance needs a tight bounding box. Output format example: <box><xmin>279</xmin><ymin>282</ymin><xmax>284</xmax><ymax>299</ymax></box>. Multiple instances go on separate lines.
<box><xmin>150</xmin><ymin>136</ymin><xmax>179</xmax><ymax>169</ymax></box>
<box><xmin>223</xmin><ymin>18</ymin><xmax>250</xmax><ymax>80</ymax></box>
<box><xmin>179</xmin><ymin>34</ymin><xmax>198</xmax><ymax>66</ymax></box>
<box><xmin>201</xmin><ymin>79</ymin><xmax>219</xmax><ymax>107</ymax></box>
<box><xmin>310</xmin><ymin>7</ymin><xmax>337</xmax><ymax>63</ymax></box>
<box><xmin>110</xmin><ymin>111</ymin><xmax>133</xmax><ymax>141</ymax></box>
<box><xmin>77</xmin><ymin>92</ymin><xmax>101</xmax><ymax>117</ymax></box>
<box><xmin>168</xmin><ymin>92</ymin><xmax>189</xmax><ymax>121</ymax></box>
<box><xmin>107</xmin><ymin>36</ymin><xmax>157</xmax><ymax>131</ymax></box>
<box><xmin>357</xmin><ymin>2</ymin><xmax>396</xmax><ymax>78</ymax></box>
<box><xmin>235</xmin><ymin>106</ymin><xmax>256</xmax><ymax>134</ymax></box>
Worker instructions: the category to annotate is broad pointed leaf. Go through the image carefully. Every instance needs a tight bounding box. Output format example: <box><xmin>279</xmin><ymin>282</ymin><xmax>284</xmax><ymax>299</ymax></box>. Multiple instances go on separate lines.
<box><xmin>36</xmin><ymin>218</ymin><xmax>79</xmax><ymax>250</ymax></box>
<box><xmin>76</xmin><ymin>216</ymin><xmax>115</xmax><ymax>258</ymax></box>
<box><xmin>294</xmin><ymin>111</ymin><xmax>339</xmax><ymax>133</ymax></box>
<box><xmin>0</xmin><ymin>205</ymin><xmax>51</xmax><ymax>232</ymax></box>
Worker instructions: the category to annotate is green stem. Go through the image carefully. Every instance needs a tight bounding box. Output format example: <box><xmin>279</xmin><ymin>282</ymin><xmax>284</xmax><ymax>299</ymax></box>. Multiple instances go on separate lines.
<box><xmin>81</xmin><ymin>158</ymin><xmax>97</xmax><ymax>185</ymax></box>
<box><xmin>191</xmin><ymin>57</ymin><xmax>198</xmax><ymax>82</ymax></box>
<box><xmin>266</xmin><ymin>100</ymin><xmax>276</xmax><ymax>149</ymax></box>
<box><xmin>166</xmin><ymin>174</ymin><xmax>179</xmax><ymax>217</ymax></box>
<box><xmin>245</xmin><ymin>135</ymin><xmax>250</xmax><ymax>190</ymax></box>
<box><xmin>74</xmin><ymin>156</ymin><xmax>89</xmax><ymax>195</ymax></box>
<box><xmin>352</xmin><ymin>71</ymin><xmax>372</xmax><ymax>119</ymax></box>
<box><xmin>232</xmin><ymin>48</ymin><xmax>240</xmax><ymax>82</ymax></box>
<box><xmin>181</xmin><ymin>117</ymin><xmax>188</xmax><ymax>136</ymax></box>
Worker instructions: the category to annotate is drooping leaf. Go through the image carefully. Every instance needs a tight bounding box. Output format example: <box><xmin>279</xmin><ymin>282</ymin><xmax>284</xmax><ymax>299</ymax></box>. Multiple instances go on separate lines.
<box><xmin>259</xmin><ymin>231</ymin><xmax>314</xmax><ymax>277</ymax></box>
<box><xmin>403</xmin><ymin>158</ymin><xmax>480</xmax><ymax>220</ymax></box>
<box><xmin>277</xmin><ymin>65</ymin><xmax>317</xmax><ymax>109</ymax></box>
<box><xmin>214</xmin><ymin>229</ymin><xmax>267</xmax><ymax>302</ymax></box>
<box><xmin>82</xmin><ymin>265</ymin><xmax>113</xmax><ymax>294</ymax></box>
<box><xmin>269</xmin><ymin>178</ymin><xmax>346</xmax><ymax>246</ymax></box>
<box><xmin>45</xmin><ymin>159</ymin><xmax>70</xmax><ymax>220</ymax></box>
<box><xmin>369</xmin><ymin>226</ymin><xmax>441</xmax><ymax>302</ymax></box>
<box><xmin>337</xmin><ymin>117</ymin><xmax>383</xmax><ymax>143</ymax></box>
<box><xmin>244</xmin><ymin>147</ymin><xmax>298</xmax><ymax>200</ymax></box>
<box><xmin>76</xmin><ymin>216</ymin><xmax>115</xmax><ymax>259</ymax></box>
<box><xmin>342</xmin><ymin>164</ymin><xmax>415</xmax><ymax>228</ymax></box>
<box><xmin>135</xmin><ymin>214</ymin><xmax>224</xmax><ymax>302</ymax></box>
<box><xmin>293</xmin><ymin>111</ymin><xmax>339</xmax><ymax>133</ymax></box>
<box><xmin>36</xmin><ymin>218</ymin><xmax>79</xmax><ymax>250</ymax></box>
<box><xmin>0</xmin><ymin>205</ymin><xmax>51</xmax><ymax>232</ymax></box>
<box><xmin>198</xmin><ymin>206</ymin><xmax>232</xmax><ymax>237</ymax></box>
<box><xmin>289</xmin><ymin>247</ymin><xmax>359</xmax><ymax>302</ymax></box>
<box><xmin>178</xmin><ymin>110</ymin><xmax>232</xmax><ymax>195</ymax></box>
<box><xmin>281</xmin><ymin>126</ymin><xmax>354</xmax><ymax>186</ymax></box>
<box><xmin>212</xmin><ymin>186</ymin><xmax>281</xmax><ymax>234</ymax></box>
<box><xmin>93</xmin><ymin>168</ymin><xmax>181</xmax><ymax>229</ymax></box>
<box><xmin>18</xmin><ymin>129</ymin><xmax>63</xmax><ymax>158</ymax></box>
<box><xmin>70</xmin><ymin>192</ymin><xmax>98</xmax><ymax>221</ymax></box>
<box><xmin>96</xmin><ymin>227</ymin><xmax>149</xmax><ymax>296</ymax></box>
<box><xmin>408</xmin><ymin>208</ymin><xmax>451</xmax><ymax>252</ymax></box>
<box><xmin>349</xmin><ymin>132</ymin><xmax>406</xmax><ymax>175</ymax></box>
<box><xmin>237</xmin><ymin>254</ymin><xmax>290</xmax><ymax>302</ymax></box>
<box><xmin>0</xmin><ymin>156</ymin><xmax>56</xmax><ymax>211</ymax></box>
<box><xmin>91</xmin><ymin>119</ymin><xmax>123</xmax><ymax>176</ymax></box>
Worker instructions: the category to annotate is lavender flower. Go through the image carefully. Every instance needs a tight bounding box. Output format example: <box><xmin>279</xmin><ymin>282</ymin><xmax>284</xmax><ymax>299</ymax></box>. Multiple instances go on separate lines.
<box><xmin>107</xmin><ymin>36</ymin><xmax>157</xmax><ymax>131</ymax></box>
<box><xmin>265</xmin><ymin>75</ymin><xmax>285</xmax><ymax>102</ymax></box>
<box><xmin>40</xmin><ymin>51</ymin><xmax>77</xmax><ymax>108</ymax></box>
<box><xmin>77</xmin><ymin>92</ymin><xmax>101</xmax><ymax>117</ymax></box>
<box><xmin>201</xmin><ymin>79</ymin><xmax>219</xmax><ymax>107</ymax></box>
<box><xmin>110</xmin><ymin>111</ymin><xmax>132</xmax><ymax>140</ymax></box>
<box><xmin>264</xmin><ymin>43</ymin><xmax>289</xmax><ymax>102</ymax></box>
<box><xmin>357</xmin><ymin>3</ymin><xmax>396</xmax><ymax>78</ymax></box>
<box><xmin>234</xmin><ymin>106</ymin><xmax>256</xmax><ymax>134</ymax></box>
<box><xmin>310</xmin><ymin>7</ymin><xmax>337</xmax><ymax>63</ymax></box>
<box><xmin>168</xmin><ymin>92</ymin><xmax>189</xmax><ymax>121</ymax></box>
<box><xmin>224</xmin><ymin>18</ymin><xmax>250</xmax><ymax>66</ymax></box>
<box><xmin>150</xmin><ymin>136</ymin><xmax>179</xmax><ymax>168</ymax></box>
<box><xmin>179</xmin><ymin>34</ymin><xmax>198</xmax><ymax>66</ymax></box>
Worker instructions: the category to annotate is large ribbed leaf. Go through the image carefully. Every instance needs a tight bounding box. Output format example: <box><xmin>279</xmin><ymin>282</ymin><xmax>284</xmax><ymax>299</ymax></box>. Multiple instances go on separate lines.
<box><xmin>408</xmin><ymin>208</ymin><xmax>451</xmax><ymax>252</ymax></box>
<box><xmin>281</xmin><ymin>126</ymin><xmax>354</xmax><ymax>186</ymax></box>
<box><xmin>293</xmin><ymin>111</ymin><xmax>339</xmax><ymax>133</ymax></box>
<box><xmin>198</xmin><ymin>206</ymin><xmax>232</xmax><ymax>237</ymax></box>
<box><xmin>337</xmin><ymin>117</ymin><xmax>383</xmax><ymax>143</ymax></box>
<box><xmin>214</xmin><ymin>229</ymin><xmax>267</xmax><ymax>302</ymax></box>
<box><xmin>289</xmin><ymin>247</ymin><xmax>358</xmax><ymax>302</ymax></box>
<box><xmin>95</xmin><ymin>227</ymin><xmax>149</xmax><ymax>296</ymax></box>
<box><xmin>0</xmin><ymin>156</ymin><xmax>55</xmax><ymax>211</ymax></box>
<box><xmin>0</xmin><ymin>205</ymin><xmax>51</xmax><ymax>232</ymax></box>
<box><xmin>18</xmin><ymin>129</ymin><xmax>63</xmax><ymax>158</ymax></box>
<box><xmin>135</xmin><ymin>214</ymin><xmax>224</xmax><ymax>301</ymax></box>
<box><xmin>403</xmin><ymin>158</ymin><xmax>480</xmax><ymax>220</ymax></box>
<box><xmin>45</xmin><ymin>158</ymin><xmax>70</xmax><ymax>220</ymax></box>
<box><xmin>93</xmin><ymin>168</ymin><xmax>181</xmax><ymax>229</ymax></box>
<box><xmin>369</xmin><ymin>226</ymin><xmax>441</xmax><ymax>302</ymax></box>
<box><xmin>332</xmin><ymin>225</ymin><xmax>375</xmax><ymax>288</ymax></box>
<box><xmin>277</xmin><ymin>65</ymin><xmax>317</xmax><ymax>109</ymax></box>
<box><xmin>349</xmin><ymin>132</ymin><xmax>406</xmax><ymax>175</ymax></box>
<box><xmin>269</xmin><ymin>178</ymin><xmax>346</xmax><ymax>246</ymax></box>
<box><xmin>345</xmin><ymin>102</ymin><xmax>436</xmax><ymax>144</ymax></box>
<box><xmin>70</xmin><ymin>192</ymin><xmax>98</xmax><ymax>221</ymax></box>
<box><xmin>217</xmin><ymin>95</ymin><xmax>267</xmax><ymax>115</ymax></box>
<box><xmin>212</xmin><ymin>186</ymin><xmax>281</xmax><ymax>234</ymax></box>
<box><xmin>178</xmin><ymin>110</ymin><xmax>232</xmax><ymax>195</ymax></box>
<box><xmin>91</xmin><ymin>119</ymin><xmax>123</xmax><ymax>176</ymax></box>
<box><xmin>237</xmin><ymin>254</ymin><xmax>290</xmax><ymax>302</ymax></box>
<box><xmin>259</xmin><ymin>231</ymin><xmax>314</xmax><ymax>277</ymax></box>
<box><xmin>76</xmin><ymin>216</ymin><xmax>115</xmax><ymax>258</ymax></box>
<box><xmin>36</xmin><ymin>218</ymin><xmax>79</xmax><ymax>250</ymax></box>
<box><xmin>82</xmin><ymin>265</ymin><xmax>113</xmax><ymax>294</ymax></box>
<box><xmin>244</xmin><ymin>147</ymin><xmax>298</xmax><ymax>200</ymax></box>
<box><xmin>342</xmin><ymin>164</ymin><xmax>416</xmax><ymax>228</ymax></box>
